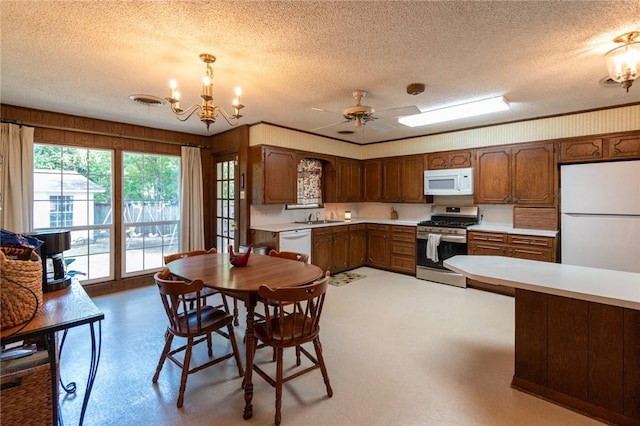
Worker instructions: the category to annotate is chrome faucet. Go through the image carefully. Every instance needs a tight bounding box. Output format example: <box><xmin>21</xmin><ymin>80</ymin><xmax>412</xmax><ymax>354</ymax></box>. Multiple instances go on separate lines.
<box><xmin>308</xmin><ymin>213</ymin><xmax>313</xmax><ymax>222</ymax></box>
<box><xmin>316</xmin><ymin>212</ymin><xmax>320</xmax><ymax>221</ymax></box>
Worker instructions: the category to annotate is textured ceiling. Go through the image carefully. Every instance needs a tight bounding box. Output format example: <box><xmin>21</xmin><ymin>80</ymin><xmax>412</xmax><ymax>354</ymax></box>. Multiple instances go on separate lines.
<box><xmin>1</xmin><ymin>1</ymin><xmax>639</xmax><ymax>145</ymax></box>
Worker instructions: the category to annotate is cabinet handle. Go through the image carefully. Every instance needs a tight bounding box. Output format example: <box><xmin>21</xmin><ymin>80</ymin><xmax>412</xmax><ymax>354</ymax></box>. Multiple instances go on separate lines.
<box><xmin>593</xmin><ymin>151</ymin><xmax>601</xmax><ymax>156</ymax></box>
<box><xmin>512</xmin><ymin>196</ymin><xmax>519</xmax><ymax>203</ymax></box>
<box><xmin>503</xmin><ymin>196</ymin><xmax>510</xmax><ymax>202</ymax></box>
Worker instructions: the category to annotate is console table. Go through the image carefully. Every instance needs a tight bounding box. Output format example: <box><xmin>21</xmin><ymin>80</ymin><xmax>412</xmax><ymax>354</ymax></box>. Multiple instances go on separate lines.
<box><xmin>444</xmin><ymin>255</ymin><xmax>640</xmax><ymax>426</ymax></box>
<box><xmin>1</xmin><ymin>280</ymin><xmax>104</xmax><ymax>425</ymax></box>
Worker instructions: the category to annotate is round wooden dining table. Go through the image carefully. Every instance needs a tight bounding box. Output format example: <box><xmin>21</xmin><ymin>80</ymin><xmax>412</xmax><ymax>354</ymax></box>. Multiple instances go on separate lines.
<box><xmin>166</xmin><ymin>252</ymin><xmax>323</xmax><ymax>420</ymax></box>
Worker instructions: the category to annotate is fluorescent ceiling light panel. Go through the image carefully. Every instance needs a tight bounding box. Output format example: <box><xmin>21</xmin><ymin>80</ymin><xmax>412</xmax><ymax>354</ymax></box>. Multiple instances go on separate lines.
<box><xmin>398</xmin><ymin>96</ymin><xmax>510</xmax><ymax>127</ymax></box>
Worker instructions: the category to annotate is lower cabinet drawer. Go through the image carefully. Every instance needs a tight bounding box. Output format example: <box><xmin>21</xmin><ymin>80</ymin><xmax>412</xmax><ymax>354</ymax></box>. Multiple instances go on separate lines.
<box><xmin>391</xmin><ymin>241</ymin><xmax>414</xmax><ymax>256</ymax></box>
<box><xmin>390</xmin><ymin>256</ymin><xmax>415</xmax><ymax>274</ymax></box>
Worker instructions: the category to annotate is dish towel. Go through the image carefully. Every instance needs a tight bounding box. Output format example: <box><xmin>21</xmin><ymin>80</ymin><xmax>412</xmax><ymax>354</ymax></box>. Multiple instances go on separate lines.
<box><xmin>426</xmin><ymin>234</ymin><xmax>442</xmax><ymax>262</ymax></box>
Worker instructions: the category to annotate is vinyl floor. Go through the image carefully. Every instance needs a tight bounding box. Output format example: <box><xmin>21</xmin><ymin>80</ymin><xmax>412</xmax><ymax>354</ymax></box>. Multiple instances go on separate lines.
<box><xmin>59</xmin><ymin>267</ymin><xmax>603</xmax><ymax>425</ymax></box>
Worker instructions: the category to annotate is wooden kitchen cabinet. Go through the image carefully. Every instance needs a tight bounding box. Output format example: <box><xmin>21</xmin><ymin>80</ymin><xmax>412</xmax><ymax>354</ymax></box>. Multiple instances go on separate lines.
<box><xmin>347</xmin><ymin>224</ymin><xmax>367</xmax><ymax>269</ymax></box>
<box><xmin>467</xmin><ymin>230</ymin><xmax>557</xmax><ymax>295</ymax></box>
<box><xmin>335</xmin><ymin>158</ymin><xmax>362</xmax><ymax>202</ymax></box>
<box><xmin>366</xmin><ymin>224</ymin><xmax>390</xmax><ymax>269</ymax></box>
<box><xmin>366</xmin><ymin>155</ymin><xmax>424</xmax><ymax>203</ymax></box>
<box><xmin>399</xmin><ymin>155</ymin><xmax>424</xmax><ymax>203</ymax></box>
<box><xmin>250</xmin><ymin>145</ymin><xmax>297</xmax><ymax>204</ymax></box>
<box><xmin>382</xmin><ymin>157</ymin><xmax>402</xmax><ymax>202</ymax></box>
<box><xmin>559</xmin><ymin>137</ymin><xmax>604</xmax><ymax>162</ymax></box>
<box><xmin>474</xmin><ymin>142</ymin><xmax>556</xmax><ymax>205</ymax></box>
<box><xmin>426</xmin><ymin>150</ymin><xmax>472</xmax><ymax>170</ymax></box>
<box><xmin>311</xmin><ymin>226</ymin><xmax>349</xmax><ymax>274</ymax></box>
<box><xmin>311</xmin><ymin>227</ymin><xmax>332</xmax><ymax>273</ymax></box>
<box><xmin>608</xmin><ymin>133</ymin><xmax>640</xmax><ymax>159</ymax></box>
<box><xmin>558</xmin><ymin>131</ymin><xmax>640</xmax><ymax>163</ymax></box>
<box><xmin>363</xmin><ymin>159</ymin><xmax>382</xmax><ymax>201</ymax></box>
<box><xmin>390</xmin><ymin>225</ymin><xmax>416</xmax><ymax>275</ymax></box>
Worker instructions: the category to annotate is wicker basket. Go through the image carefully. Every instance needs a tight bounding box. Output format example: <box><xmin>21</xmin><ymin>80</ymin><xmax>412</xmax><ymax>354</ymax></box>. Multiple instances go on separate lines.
<box><xmin>0</xmin><ymin>251</ymin><xmax>43</xmax><ymax>329</ymax></box>
<box><xmin>0</xmin><ymin>362</ymin><xmax>53</xmax><ymax>425</ymax></box>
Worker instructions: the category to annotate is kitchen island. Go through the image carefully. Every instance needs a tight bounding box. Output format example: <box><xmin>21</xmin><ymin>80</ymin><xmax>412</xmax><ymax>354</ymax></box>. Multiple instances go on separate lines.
<box><xmin>444</xmin><ymin>255</ymin><xmax>640</xmax><ymax>426</ymax></box>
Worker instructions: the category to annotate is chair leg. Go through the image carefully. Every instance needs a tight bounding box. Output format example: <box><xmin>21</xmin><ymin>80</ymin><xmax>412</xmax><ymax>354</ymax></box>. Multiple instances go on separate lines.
<box><xmin>295</xmin><ymin>345</ymin><xmax>301</xmax><ymax>366</ymax></box>
<box><xmin>275</xmin><ymin>347</ymin><xmax>284</xmax><ymax>426</ymax></box>
<box><xmin>153</xmin><ymin>332</ymin><xmax>174</xmax><ymax>383</ymax></box>
<box><xmin>206</xmin><ymin>333</ymin><xmax>213</xmax><ymax>357</ymax></box>
<box><xmin>227</xmin><ymin>324</ymin><xmax>245</xmax><ymax>377</ymax></box>
<box><xmin>313</xmin><ymin>338</ymin><xmax>333</xmax><ymax>397</ymax></box>
<box><xmin>177</xmin><ymin>338</ymin><xmax>194</xmax><ymax>408</ymax></box>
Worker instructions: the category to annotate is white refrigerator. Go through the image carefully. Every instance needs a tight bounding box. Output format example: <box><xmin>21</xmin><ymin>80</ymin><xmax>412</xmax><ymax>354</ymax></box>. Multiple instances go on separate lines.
<box><xmin>561</xmin><ymin>160</ymin><xmax>640</xmax><ymax>273</ymax></box>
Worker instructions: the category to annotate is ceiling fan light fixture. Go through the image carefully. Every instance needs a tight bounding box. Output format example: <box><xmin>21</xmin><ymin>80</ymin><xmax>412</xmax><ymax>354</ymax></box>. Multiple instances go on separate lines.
<box><xmin>604</xmin><ymin>31</ymin><xmax>640</xmax><ymax>92</ymax></box>
<box><xmin>398</xmin><ymin>96</ymin><xmax>510</xmax><ymax>128</ymax></box>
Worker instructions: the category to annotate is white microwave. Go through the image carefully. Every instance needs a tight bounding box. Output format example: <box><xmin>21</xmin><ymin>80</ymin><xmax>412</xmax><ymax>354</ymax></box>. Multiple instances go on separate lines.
<box><xmin>424</xmin><ymin>167</ymin><xmax>474</xmax><ymax>196</ymax></box>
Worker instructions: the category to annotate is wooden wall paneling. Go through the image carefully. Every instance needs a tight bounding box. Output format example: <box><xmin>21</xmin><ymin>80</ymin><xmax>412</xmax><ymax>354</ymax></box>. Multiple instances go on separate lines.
<box><xmin>547</xmin><ymin>295</ymin><xmax>589</xmax><ymax>400</ymax></box>
<box><xmin>588</xmin><ymin>303</ymin><xmax>624</xmax><ymax>413</ymax></box>
<box><xmin>623</xmin><ymin>309</ymin><xmax>640</xmax><ymax>420</ymax></box>
<box><xmin>514</xmin><ymin>289</ymin><xmax>548</xmax><ymax>386</ymax></box>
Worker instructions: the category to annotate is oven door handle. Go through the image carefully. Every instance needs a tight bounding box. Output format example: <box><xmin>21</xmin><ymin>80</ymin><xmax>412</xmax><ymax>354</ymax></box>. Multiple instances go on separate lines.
<box><xmin>417</xmin><ymin>233</ymin><xmax>467</xmax><ymax>244</ymax></box>
<box><xmin>440</xmin><ymin>235</ymin><xmax>467</xmax><ymax>244</ymax></box>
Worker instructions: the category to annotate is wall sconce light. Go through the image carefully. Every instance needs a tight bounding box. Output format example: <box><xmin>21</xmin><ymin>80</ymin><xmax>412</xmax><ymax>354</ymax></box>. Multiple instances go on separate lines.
<box><xmin>605</xmin><ymin>31</ymin><xmax>639</xmax><ymax>92</ymax></box>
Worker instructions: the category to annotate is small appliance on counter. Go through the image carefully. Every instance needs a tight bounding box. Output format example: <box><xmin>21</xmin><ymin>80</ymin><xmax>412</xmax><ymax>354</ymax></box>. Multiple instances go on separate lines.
<box><xmin>28</xmin><ymin>230</ymin><xmax>72</xmax><ymax>292</ymax></box>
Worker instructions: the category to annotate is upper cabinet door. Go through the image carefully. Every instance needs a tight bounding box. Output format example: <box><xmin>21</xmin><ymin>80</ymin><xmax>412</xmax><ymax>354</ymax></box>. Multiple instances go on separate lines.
<box><xmin>511</xmin><ymin>143</ymin><xmax>556</xmax><ymax>205</ymax></box>
<box><xmin>363</xmin><ymin>159</ymin><xmax>382</xmax><ymax>202</ymax></box>
<box><xmin>250</xmin><ymin>146</ymin><xmax>297</xmax><ymax>205</ymax></box>
<box><xmin>474</xmin><ymin>147</ymin><xmax>512</xmax><ymax>204</ymax></box>
<box><xmin>400</xmin><ymin>155</ymin><xmax>424</xmax><ymax>203</ymax></box>
<box><xmin>382</xmin><ymin>157</ymin><xmax>402</xmax><ymax>202</ymax></box>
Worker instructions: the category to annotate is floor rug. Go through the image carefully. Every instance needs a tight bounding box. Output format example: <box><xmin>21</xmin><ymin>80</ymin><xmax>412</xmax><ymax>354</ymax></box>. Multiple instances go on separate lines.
<box><xmin>329</xmin><ymin>272</ymin><xmax>366</xmax><ymax>287</ymax></box>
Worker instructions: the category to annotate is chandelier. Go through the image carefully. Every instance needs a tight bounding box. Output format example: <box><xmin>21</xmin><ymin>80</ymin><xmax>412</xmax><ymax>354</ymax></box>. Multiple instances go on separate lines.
<box><xmin>166</xmin><ymin>53</ymin><xmax>244</xmax><ymax>131</ymax></box>
<box><xmin>604</xmin><ymin>31</ymin><xmax>639</xmax><ymax>92</ymax></box>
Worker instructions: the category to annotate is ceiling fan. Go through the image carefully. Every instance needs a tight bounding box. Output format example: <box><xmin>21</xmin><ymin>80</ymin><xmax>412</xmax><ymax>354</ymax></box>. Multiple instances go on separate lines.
<box><xmin>311</xmin><ymin>89</ymin><xmax>420</xmax><ymax>134</ymax></box>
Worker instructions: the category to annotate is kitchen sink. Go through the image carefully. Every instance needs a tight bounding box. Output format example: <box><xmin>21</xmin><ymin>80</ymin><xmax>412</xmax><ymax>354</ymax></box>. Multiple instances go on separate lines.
<box><xmin>293</xmin><ymin>220</ymin><xmax>343</xmax><ymax>225</ymax></box>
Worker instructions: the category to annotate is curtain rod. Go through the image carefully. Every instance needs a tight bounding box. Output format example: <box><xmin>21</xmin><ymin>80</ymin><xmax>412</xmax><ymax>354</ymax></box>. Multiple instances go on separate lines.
<box><xmin>1</xmin><ymin>118</ymin><xmax>209</xmax><ymax>149</ymax></box>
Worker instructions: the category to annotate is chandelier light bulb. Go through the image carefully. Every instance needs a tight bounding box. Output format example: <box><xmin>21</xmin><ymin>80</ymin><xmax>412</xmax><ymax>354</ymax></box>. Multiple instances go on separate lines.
<box><xmin>235</xmin><ymin>87</ymin><xmax>242</xmax><ymax>97</ymax></box>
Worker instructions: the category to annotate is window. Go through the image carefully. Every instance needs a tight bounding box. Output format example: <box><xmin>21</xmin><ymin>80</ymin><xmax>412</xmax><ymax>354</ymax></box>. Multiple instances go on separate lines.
<box><xmin>216</xmin><ymin>158</ymin><xmax>235</xmax><ymax>253</ymax></box>
<box><xmin>122</xmin><ymin>152</ymin><xmax>180</xmax><ymax>275</ymax></box>
<box><xmin>287</xmin><ymin>158</ymin><xmax>323</xmax><ymax>209</ymax></box>
<box><xmin>49</xmin><ymin>195</ymin><xmax>73</xmax><ymax>227</ymax></box>
<box><xmin>33</xmin><ymin>145</ymin><xmax>113</xmax><ymax>282</ymax></box>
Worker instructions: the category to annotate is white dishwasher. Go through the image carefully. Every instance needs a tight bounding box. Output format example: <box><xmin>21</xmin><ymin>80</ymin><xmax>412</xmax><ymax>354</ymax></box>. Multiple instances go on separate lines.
<box><xmin>278</xmin><ymin>229</ymin><xmax>312</xmax><ymax>262</ymax></box>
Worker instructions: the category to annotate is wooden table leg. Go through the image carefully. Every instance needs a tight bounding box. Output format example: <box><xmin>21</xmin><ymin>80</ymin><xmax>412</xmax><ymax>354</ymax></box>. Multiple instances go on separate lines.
<box><xmin>243</xmin><ymin>294</ymin><xmax>257</xmax><ymax>420</ymax></box>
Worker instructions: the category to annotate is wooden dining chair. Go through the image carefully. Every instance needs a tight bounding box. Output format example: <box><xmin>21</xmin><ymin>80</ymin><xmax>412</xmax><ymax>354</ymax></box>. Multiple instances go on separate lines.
<box><xmin>164</xmin><ymin>248</ymin><xmax>240</xmax><ymax>326</ymax></box>
<box><xmin>152</xmin><ymin>268</ymin><xmax>244</xmax><ymax>408</ymax></box>
<box><xmin>252</xmin><ymin>271</ymin><xmax>333</xmax><ymax>425</ymax></box>
<box><xmin>268</xmin><ymin>249</ymin><xmax>309</xmax><ymax>263</ymax></box>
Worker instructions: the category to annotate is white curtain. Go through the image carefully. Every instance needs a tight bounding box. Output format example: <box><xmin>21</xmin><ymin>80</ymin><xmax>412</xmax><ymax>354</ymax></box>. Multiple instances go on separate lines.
<box><xmin>0</xmin><ymin>123</ymin><xmax>34</xmax><ymax>233</ymax></box>
<box><xmin>180</xmin><ymin>146</ymin><xmax>205</xmax><ymax>251</ymax></box>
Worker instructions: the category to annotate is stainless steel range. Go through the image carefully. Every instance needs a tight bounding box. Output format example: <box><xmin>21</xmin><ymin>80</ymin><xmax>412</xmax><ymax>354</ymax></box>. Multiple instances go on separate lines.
<box><xmin>416</xmin><ymin>205</ymin><xmax>480</xmax><ymax>288</ymax></box>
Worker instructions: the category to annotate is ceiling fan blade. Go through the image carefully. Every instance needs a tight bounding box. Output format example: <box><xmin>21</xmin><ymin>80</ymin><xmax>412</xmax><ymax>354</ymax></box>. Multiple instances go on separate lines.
<box><xmin>366</xmin><ymin>119</ymin><xmax>395</xmax><ymax>133</ymax></box>
<box><xmin>312</xmin><ymin>107</ymin><xmax>343</xmax><ymax>115</ymax></box>
<box><xmin>375</xmin><ymin>105</ymin><xmax>420</xmax><ymax>118</ymax></box>
<box><xmin>310</xmin><ymin>119</ymin><xmax>351</xmax><ymax>132</ymax></box>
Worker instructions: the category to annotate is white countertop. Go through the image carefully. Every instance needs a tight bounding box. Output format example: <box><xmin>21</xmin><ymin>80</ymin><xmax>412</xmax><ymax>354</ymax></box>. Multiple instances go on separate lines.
<box><xmin>467</xmin><ymin>224</ymin><xmax>558</xmax><ymax>237</ymax></box>
<box><xmin>251</xmin><ymin>218</ymin><xmax>418</xmax><ymax>232</ymax></box>
<box><xmin>444</xmin><ymin>255</ymin><xmax>640</xmax><ymax>310</ymax></box>
<box><xmin>253</xmin><ymin>220</ymin><xmax>560</xmax><ymax>236</ymax></box>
